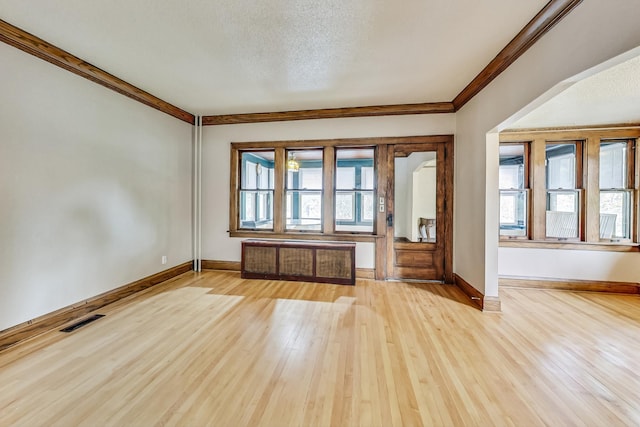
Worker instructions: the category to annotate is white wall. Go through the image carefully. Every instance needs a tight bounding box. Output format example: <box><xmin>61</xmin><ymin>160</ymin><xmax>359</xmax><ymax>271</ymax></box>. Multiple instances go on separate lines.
<box><xmin>455</xmin><ymin>0</ymin><xmax>640</xmax><ymax>295</ymax></box>
<box><xmin>201</xmin><ymin>115</ymin><xmax>456</xmax><ymax>269</ymax></box>
<box><xmin>0</xmin><ymin>43</ymin><xmax>193</xmax><ymax>331</ymax></box>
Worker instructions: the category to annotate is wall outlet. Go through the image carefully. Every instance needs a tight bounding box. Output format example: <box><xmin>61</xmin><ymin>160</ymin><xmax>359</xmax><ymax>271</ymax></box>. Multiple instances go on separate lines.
<box><xmin>161</xmin><ymin>255</ymin><xmax>167</xmax><ymax>265</ymax></box>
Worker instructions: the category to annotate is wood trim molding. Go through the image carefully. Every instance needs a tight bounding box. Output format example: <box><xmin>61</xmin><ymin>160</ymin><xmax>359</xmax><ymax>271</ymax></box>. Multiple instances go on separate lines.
<box><xmin>356</xmin><ymin>268</ymin><xmax>376</xmax><ymax>280</ymax></box>
<box><xmin>453</xmin><ymin>274</ymin><xmax>502</xmax><ymax>312</ymax></box>
<box><xmin>202</xmin><ymin>102</ymin><xmax>455</xmax><ymax>125</ymax></box>
<box><xmin>201</xmin><ymin>260</ymin><xmax>241</xmax><ymax>271</ymax></box>
<box><xmin>500</xmin><ymin>275</ymin><xmax>640</xmax><ymax>294</ymax></box>
<box><xmin>452</xmin><ymin>0</ymin><xmax>583</xmax><ymax>110</ymax></box>
<box><xmin>499</xmin><ymin>240</ymin><xmax>640</xmax><ymax>252</ymax></box>
<box><xmin>0</xmin><ymin>261</ymin><xmax>193</xmax><ymax>352</ymax></box>
<box><xmin>0</xmin><ymin>19</ymin><xmax>195</xmax><ymax>124</ymax></box>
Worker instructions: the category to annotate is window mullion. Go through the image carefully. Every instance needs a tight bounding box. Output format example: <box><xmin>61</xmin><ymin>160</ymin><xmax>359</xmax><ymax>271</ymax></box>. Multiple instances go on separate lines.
<box><xmin>323</xmin><ymin>146</ymin><xmax>335</xmax><ymax>233</ymax></box>
<box><xmin>585</xmin><ymin>137</ymin><xmax>600</xmax><ymax>242</ymax></box>
<box><xmin>531</xmin><ymin>138</ymin><xmax>547</xmax><ymax>240</ymax></box>
<box><xmin>273</xmin><ymin>147</ymin><xmax>285</xmax><ymax>233</ymax></box>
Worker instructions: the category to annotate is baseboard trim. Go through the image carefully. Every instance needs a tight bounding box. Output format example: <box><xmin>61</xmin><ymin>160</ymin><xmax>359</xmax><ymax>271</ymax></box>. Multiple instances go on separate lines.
<box><xmin>356</xmin><ymin>268</ymin><xmax>375</xmax><ymax>279</ymax></box>
<box><xmin>201</xmin><ymin>260</ymin><xmax>241</xmax><ymax>271</ymax></box>
<box><xmin>0</xmin><ymin>261</ymin><xmax>193</xmax><ymax>352</ymax></box>
<box><xmin>499</xmin><ymin>275</ymin><xmax>640</xmax><ymax>294</ymax></box>
<box><xmin>453</xmin><ymin>273</ymin><xmax>502</xmax><ymax>312</ymax></box>
<box><xmin>201</xmin><ymin>260</ymin><xmax>376</xmax><ymax>280</ymax></box>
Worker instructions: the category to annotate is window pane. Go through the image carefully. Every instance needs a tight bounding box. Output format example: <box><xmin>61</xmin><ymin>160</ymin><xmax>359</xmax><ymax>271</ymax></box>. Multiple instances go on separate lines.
<box><xmin>600</xmin><ymin>141</ymin><xmax>627</xmax><ymax>189</ymax></box>
<box><xmin>335</xmin><ymin>148</ymin><xmax>375</xmax><ymax>233</ymax></box>
<box><xmin>600</xmin><ymin>190</ymin><xmax>632</xmax><ymax>240</ymax></box>
<box><xmin>499</xmin><ymin>190</ymin><xmax>527</xmax><ymax>237</ymax></box>
<box><xmin>335</xmin><ymin>192</ymin><xmax>354</xmax><ymax>220</ymax></box>
<box><xmin>499</xmin><ymin>145</ymin><xmax>525</xmax><ymax>189</ymax></box>
<box><xmin>336</xmin><ymin>167</ymin><xmax>355</xmax><ymax>189</ymax></box>
<box><xmin>286</xmin><ymin>190</ymin><xmax>322</xmax><ymax>231</ymax></box>
<box><xmin>546</xmin><ymin>190</ymin><xmax>579</xmax><ymax>238</ymax></box>
<box><xmin>241</xmin><ymin>151</ymin><xmax>275</xmax><ymax>190</ymax></box>
<box><xmin>361</xmin><ymin>167</ymin><xmax>374</xmax><ymax>190</ymax></box>
<box><xmin>286</xmin><ymin>149</ymin><xmax>323</xmax><ymax>231</ymax></box>
<box><xmin>362</xmin><ymin>192</ymin><xmax>374</xmax><ymax>221</ymax></box>
<box><xmin>300</xmin><ymin>168</ymin><xmax>323</xmax><ymax>189</ymax></box>
<box><xmin>546</xmin><ymin>144</ymin><xmax>576</xmax><ymax>189</ymax></box>
<box><xmin>240</xmin><ymin>190</ymin><xmax>273</xmax><ymax>230</ymax></box>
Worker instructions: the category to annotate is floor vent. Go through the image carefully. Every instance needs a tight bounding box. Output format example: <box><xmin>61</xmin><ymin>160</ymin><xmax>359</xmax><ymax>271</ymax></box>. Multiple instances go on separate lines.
<box><xmin>60</xmin><ymin>314</ymin><xmax>105</xmax><ymax>333</ymax></box>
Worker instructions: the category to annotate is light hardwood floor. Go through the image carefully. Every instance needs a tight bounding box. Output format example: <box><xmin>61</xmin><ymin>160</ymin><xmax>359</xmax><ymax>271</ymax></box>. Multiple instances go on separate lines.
<box><xmin>1</xmin><ymin>270</ymin><xmax>639</xmax><ymax>426</ymax></box>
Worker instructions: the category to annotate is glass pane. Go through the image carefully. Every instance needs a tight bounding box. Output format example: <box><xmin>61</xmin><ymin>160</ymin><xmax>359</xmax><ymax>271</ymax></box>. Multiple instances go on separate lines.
<box><xmin>600</xmin><ymin>141</ymin><xmax>627</xmax><ymax>189</ymax></box>
<box><xmin>335</xmin><ymin>148</ymin><xmax>375</xmax><ymax>233</ymax></box>
<box><xmin>600</xmin><ymin>190</ymin><xmax>631</xmax><ymax>240</ymax></box>
<box><xmin>240</xmin><ymin>190</ymin><xmax>273</xmax><ymax>229</ymax></box>
<box><xmin>241</xmin><ymin>151</ymin><xmax>274</xmax><ymax>190</ymax></box>
<box><xmin>286</xmin><ymin>149</ymin><xmax>323</xmax><ymax>231</ymax></box>
<box><xmin>499</xmin><ymin>145</ymin><xmax>525</xmax><ymax>189</ymax></box>
<box><xmin>361</xmin><ymin>167</ymin><xmax>374</xmax><ymax>190</ymax></box>
<box><xmin>546</xmin><ymin>144</ymin><xmax>576</xmax><ymax>189</ymax></box>
<box><xmin>546</xmin><ymin>190</ymin><xmax>579</xmax><ymax>238</ymax></box>
<box><xmin>362</xmin><ymin>192</ymin><xmax>374</xmax><ymax>221</ymax></box>
<box><xmin>336</xmin><ymin>167</ymin><xmax>355</xmax><ymax>189</ymax></box>
<box><xmin>394</xmin><ymin>151</ymin><xmax>437</xmax><ymax>242</ymax></box>
<box><xmin>286</xmin><ymin>190</ymin><xmax>322</xmax><ymax>231</ymax></box>
<box><xmin>499</xmin><ymin>190</ymin><xmax>527</xmax><ymax>237</ymax></box>
<box><xmin>335</xmin><ymin>192</ymin><xmax>354</xmax><ymax>220</ymax></box>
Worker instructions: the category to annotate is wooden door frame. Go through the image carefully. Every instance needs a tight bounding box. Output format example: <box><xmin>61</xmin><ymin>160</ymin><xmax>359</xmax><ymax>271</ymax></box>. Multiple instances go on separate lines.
<box><xmin>375</xmin><ymin>137</ymin><xmax>454</xmax><ymax>283</ymax></box>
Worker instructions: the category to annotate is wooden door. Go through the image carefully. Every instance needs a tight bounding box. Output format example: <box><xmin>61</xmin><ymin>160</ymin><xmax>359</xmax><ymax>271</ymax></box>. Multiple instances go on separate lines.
<box><xmin>385</xmin><ymin>141</ymin><xmax>453</xmax><ymax>282</ymax></box>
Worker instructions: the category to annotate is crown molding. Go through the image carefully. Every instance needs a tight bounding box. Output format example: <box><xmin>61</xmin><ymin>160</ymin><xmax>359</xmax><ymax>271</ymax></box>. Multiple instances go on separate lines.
<box><xmin>452</xmin><ymin>0</ymin><xmax>583</xmax><ymax>110</ymax></box>
<box><xmin>202</xmin><ymin>102</ymin><xmax>455</xmax><ymax>125</ymax></box>
<box><xmin>1</xmin><ymin>0</ymin><xmax>583</xmax><ymax>126</ymax></box>
<box><xmin>0</xmin><ymin>19</ymin><xmax>195</xmax><ymax>124</ymax></box>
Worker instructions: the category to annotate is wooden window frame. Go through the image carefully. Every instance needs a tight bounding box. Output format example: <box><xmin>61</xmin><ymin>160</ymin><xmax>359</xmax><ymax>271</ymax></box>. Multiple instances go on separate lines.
<box><xmin>499</xmin><ymin>127</ymin><xmax>640</xmax><ymax>252</ymax></box>
<box><xmin>333</xmin><ymin>147</ymin><xmax>377</xmax><ymax>235</ymax></box>
<box><xmin>499</xmin><ymin>142</ymin><xmax>531</xmax><ymax>240</ymax></box>
<box><xmin>229</xmin><ymin>135</ymin><xmax>452</xmax><ymax>243</ymax></box>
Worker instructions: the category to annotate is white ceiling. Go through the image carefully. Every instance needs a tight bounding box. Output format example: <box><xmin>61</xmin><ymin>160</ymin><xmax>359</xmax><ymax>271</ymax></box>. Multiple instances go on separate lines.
<box><xmin>509</xmin><ymin>54</ymin><xmax>640</xmax><ymax>129</ymax></box>
<box><xmin>0</xmin><ymin>0</ymin><xmax>548</xmax><ymax>115</ymax></box>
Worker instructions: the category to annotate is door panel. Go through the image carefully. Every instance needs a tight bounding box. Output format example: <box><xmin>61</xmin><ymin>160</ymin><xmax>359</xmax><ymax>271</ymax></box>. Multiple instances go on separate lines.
<box><xmin>385</xmin><ymin>141</ymin><xmax>452</xmax><ymax>282</ymax></box>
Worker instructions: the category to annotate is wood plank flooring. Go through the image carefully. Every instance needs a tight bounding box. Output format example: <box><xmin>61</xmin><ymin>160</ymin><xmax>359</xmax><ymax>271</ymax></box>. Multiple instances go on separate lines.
<box><xmin>1</xmin><ymin>270</ymin><xmax>639</xmax><ymax>426</ymax></box>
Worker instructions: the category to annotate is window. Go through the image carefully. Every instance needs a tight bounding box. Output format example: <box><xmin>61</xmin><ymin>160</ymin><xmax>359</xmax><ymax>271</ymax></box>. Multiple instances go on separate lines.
<box><xmin>286</xmin><ymin>149</ymin><xmax>323</xmax><ymax>231</ymax></box>
<box><xmin>335</xmin><ymin>148</ymin><xmax>375</xmax><ymax>232</ymax></box>
<box><xmin>499</xmin><ymin>144</ymin><xmax>528</xmax><ymax>238</ymax></box>
<box><xmin>500</xmin><ymin>128</ymin><xmax>640</xmax><ymax>250</ymax></box>
<box><xmin>239</xmin><ymin>151</ymin><xmax>274</xmax><ymax>230</ymax></box>
<box><xmin>545</xmin><ymin>142</ymin><xmax>581</xmax><ymax>239</ymax></box>
<box><xmin>600</xmin><ymin>140</ymin><xmax>634</xmax><ymax>241</ymax></box>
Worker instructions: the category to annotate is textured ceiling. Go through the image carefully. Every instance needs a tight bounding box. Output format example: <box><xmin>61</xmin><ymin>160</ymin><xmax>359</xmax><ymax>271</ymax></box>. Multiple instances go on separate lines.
<box><xmin>0</xmin><ymin>0</ymin><xmax>547</xmax><ymax>115</ymax></box>
<box><xmin>510</xmin><ymin>54</ymin><xmax>640</xmax><ymax>129</ymax></box>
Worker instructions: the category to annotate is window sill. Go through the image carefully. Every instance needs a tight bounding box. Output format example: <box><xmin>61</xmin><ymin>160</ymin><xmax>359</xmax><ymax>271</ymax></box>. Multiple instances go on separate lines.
<box><xmin>230</xmin><ymin>230</ymin><xmax>383</xmax><ymax>242</ymax></box>
<box><xmin>499</xmin><ymin>239</ymin><xmax>640</xmax><ymax>252</ymax></box>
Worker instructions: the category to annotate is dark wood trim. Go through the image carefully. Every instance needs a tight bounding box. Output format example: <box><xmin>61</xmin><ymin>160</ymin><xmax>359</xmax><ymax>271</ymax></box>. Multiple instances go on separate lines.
<box><xmin>0</xmin><ymin>261</ymin><xmax>193</xmax><ymax>352</ymax></box>
<box><xmin>203</xmin><ymin>102</ymin><xmax>454</xmax><ymax>125</ymax></box>
<box><xmin>201</xmin><ymin>260</ymin><xmax>241</xmax><ymax>271</ymax></box>
<box><xmin>0</xmin><ymin>19</ymin><xmax>195</xmax><ymax>124</ymax></box>
<box><xmin>231</xmin><ymin>135</ymin><xmax>453</xmax><ymax>150</ymax></box>
<box><xmin>500</xmin><ymin>276</ymin><xmax>640</xmax><ymax>294</ymax></box>
<box><xmin>503</xmin><ymin>122</ymin><xmax>640</xmax><ymax>134</ymax></box>
<box><xmin>229</xmin><ymin>231</ymin><xmax>381</xmax><ymax>243</ymax></box>
<box><xmin>452</xmin><ymin>0</ymin><xmax>583</xmax><ymax>110</ymax></box>
<box><xmin>453</xmin><ymin>274</ymin><xmax>502</xmax><ymax>312</ymax></box>
<box><xmin>499</xmin><ymin>240</ymin><xmax>640</xmax><ymax>252</ymax></box>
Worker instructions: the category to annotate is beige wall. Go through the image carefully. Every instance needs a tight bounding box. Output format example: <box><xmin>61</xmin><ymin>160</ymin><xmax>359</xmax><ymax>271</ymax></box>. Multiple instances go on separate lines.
<box><xmin>201</xmin><ymin>115</ymin><xmax>456</xmax><ymax>269</ymax></box>
<box><xmin>455</xmin><ymin>0</ymin><xmax>640</xmax><ymax>295</ymax></box>
<box><xmin>0</xmin><ymin>43</ymin><xmax>193</xmax><ymax>331</ymax></box>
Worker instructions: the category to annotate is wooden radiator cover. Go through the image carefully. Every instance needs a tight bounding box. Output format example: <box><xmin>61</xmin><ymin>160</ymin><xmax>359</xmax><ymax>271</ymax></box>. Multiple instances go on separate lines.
<box><xmin>241</xmin><ymin>239</ymin><xmax>356</xmax><ymax>285</ymax></box>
